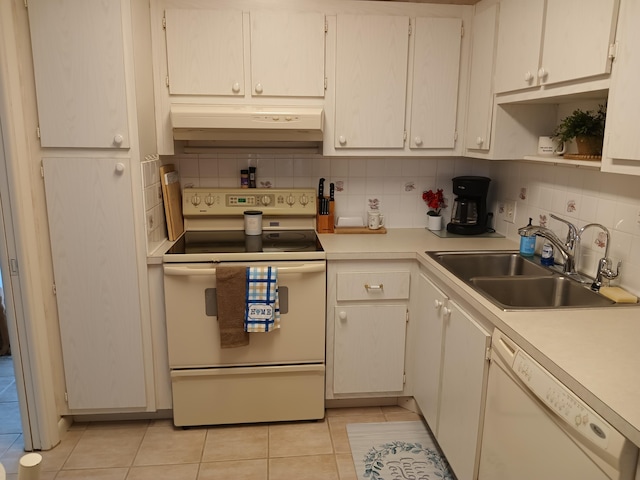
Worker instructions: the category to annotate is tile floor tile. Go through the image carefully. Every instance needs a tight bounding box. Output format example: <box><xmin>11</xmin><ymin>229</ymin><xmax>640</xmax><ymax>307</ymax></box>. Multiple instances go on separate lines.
<box><xmin>269</xmin><ymin>454</ymin><xmax>338</xmax><ymax>480</ymax></box>
<box><xmin>335</xmin><ymin>453</ymin><xmax>358</xmax><ymax>480</ymax></box>
<box><xmin>55</xmin><ymin>467</ymin><xmax>128</xmax><ymax>479</ymax></box>
<box><xmin>40</xmin><ymin>429</ymin><xmax>83</xmax><ymax>471</ymax></box>
<box><xmin>0</xmin><ymin>402</ymin><xmax>21</xmax><ymax>435</ymax></box>
<box><xmin>127</xmin><ymin>463</ymin><xmax>200</xmax><ymax>480</ymax></box>
<box><xmin>269</xmin><ymin>420</ymin><xmax>333</xmax><ymax>457</ymax></box>
<box><xmin>326</xmin><ymin>406</ymin><xmax>383</xmax><ymax>417</ymax></box>
<box><xmin>198</xmin><ymin>459</ymin><xmax>267</xmax><ymax>480</ymax></box>
<box><xmin>202</xmin><ymin>425</ymin><xmax>268</xmax><ymax>462</ymax></box>
<box><xmin>63</xmin><ymin>426</ymin><xmax>145</xmax><ymax>469</ymax></box>
<box><xmin>133</xmin><ymin>425</ymin><xmax>206</xmax><ymax>466</ymax></box>
<box><xmin>383</xmin><ymin>411</ymin><xmax>422</xmax><ymax>422</ymax></box>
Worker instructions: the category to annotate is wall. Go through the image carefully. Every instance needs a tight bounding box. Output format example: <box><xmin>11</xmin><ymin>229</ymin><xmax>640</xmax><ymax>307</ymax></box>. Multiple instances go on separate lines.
<box><xmin>161</xmin><ymin>153</ymin><xmax>640</xmax><ymax>296</ymax></box>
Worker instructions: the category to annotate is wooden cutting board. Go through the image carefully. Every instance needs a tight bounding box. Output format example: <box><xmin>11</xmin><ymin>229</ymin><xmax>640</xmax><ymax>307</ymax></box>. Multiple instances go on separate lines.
<box><xmin>159</xmin><ymin>164</ymin><xmax>184</xmax><ymax>241</ymax></box>
<box><xmin>335</xmin><ymin>226</ymin><xmax>387</xmax><ymax>234</ymax></box>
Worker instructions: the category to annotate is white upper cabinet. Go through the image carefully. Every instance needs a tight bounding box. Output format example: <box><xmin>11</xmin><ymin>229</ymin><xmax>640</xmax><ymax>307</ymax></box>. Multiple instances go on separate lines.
<box><xmin>465</xmin><ymin>3</ymin><xmax>499</xmax><ymax>152</ymax></box>
<box><xmin>27</xmin><ymin>0</ymin><xmax>130</xmax><ymax>148</ymax></box>
<box><xmin>408</xmin><ymin>17</ymin><xmax>462</xmax><ymax>150</ymax></box>
<box><xmin>602</xmin><ymin>0</ymin><xmax>640</xmax><ymax>175</ymax></box>
<box><xmin>495</xmin><ymin>0</ymin><xmax>619</xmax><ymax>94</ymax></box>
<box><xmin>164</xmin><ymin>8</ymin><xmax>325</xmax><ymax>98</ymax></box>
<box><xmin>165</xmin><ymin>9</ymin><xmax>244</xmax><ymax>96</ymax></box>
<box><xmin>250</xmin><ymin>11</ymin><xmax>326</xmax><ymax>97</ymax></box>
<box><xmin>334</xmin><ymin>14</ymin><xmax>410</xmax><ymax>149</ymax></box>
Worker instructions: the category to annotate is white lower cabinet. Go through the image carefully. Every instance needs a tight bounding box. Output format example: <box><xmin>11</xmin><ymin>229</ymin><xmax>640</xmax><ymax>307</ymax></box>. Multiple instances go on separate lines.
<box><xmin>413</xmin><ymin>272</ymin><xmax>491</xmax><ymax>480</ymax></box>
<box><xmin>333</xmin><ymin>305</ymin><xmax>407</xmax><ymax>394</ymax></box>
<box><xmin>327</xmin><ymin>261</ymin><xmax>411</xmax><ymax>398</ymax></box>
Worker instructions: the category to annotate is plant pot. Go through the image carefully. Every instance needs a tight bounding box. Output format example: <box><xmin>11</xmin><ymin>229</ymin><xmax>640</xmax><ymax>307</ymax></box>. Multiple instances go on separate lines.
<box><xmin>427</xmin><ymin>215</ymin><xmax>442</xmax><ymax>231</ymax></box>
<box><xmin>575</xmin><ymin>135</ymin><xmax>603</xmax><ymax>156</ymax></box>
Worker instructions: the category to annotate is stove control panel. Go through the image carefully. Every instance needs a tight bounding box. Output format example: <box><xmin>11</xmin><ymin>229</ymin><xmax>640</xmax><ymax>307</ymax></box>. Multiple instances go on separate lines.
<box><xmin>183</xmin><ymin>188</ymin><xmax>318</xmax><ymax>216</ymax></box>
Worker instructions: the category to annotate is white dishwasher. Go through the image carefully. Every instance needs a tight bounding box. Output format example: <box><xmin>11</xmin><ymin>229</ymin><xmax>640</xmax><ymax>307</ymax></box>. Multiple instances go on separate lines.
<box><xmin>479</xmin><ymin>329</ymin><xmax>638</xmax><ymax>480</ymax></box>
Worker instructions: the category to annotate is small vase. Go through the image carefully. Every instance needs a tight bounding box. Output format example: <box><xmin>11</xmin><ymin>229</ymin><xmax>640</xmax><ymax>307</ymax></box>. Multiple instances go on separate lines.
<box><xmin>427</xmin><ymin>215</ymin><xmax>442</xmax><ymax>231</ymax></box>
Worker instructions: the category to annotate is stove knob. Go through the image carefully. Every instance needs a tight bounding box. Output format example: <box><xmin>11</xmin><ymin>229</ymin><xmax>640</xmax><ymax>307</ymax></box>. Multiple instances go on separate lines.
<box><xmin>205</xmin><ymin>194</ymin><xmax>214</xmax><ymax>206</ymax></box>
<box><xmin>261</xmin><ymin>195</ymin><xmax>271</xmax><ymax>206</ymax></box>
<box><xmin>286</xmin><ymin>194</ymin><xmax>295</xmax><ymax>206</ymax></box>
<box><xmin>191</xmin><ymin>195</ymin><xmax>201</xmax><ymax>206</ymax></box>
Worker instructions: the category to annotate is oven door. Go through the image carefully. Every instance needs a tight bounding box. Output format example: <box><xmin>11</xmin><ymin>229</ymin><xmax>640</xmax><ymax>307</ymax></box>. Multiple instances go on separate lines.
<box><xmin>163</xmin><ymin>261</ymin><xmax>326</xmax><ymax>368</ymax></box>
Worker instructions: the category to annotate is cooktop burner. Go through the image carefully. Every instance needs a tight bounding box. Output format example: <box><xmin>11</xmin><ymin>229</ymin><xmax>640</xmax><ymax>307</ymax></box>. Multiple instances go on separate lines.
<box><xmin>166</xmin><ymin>230</ymin><xmax>323</xmax><ymax>255</ymax></box>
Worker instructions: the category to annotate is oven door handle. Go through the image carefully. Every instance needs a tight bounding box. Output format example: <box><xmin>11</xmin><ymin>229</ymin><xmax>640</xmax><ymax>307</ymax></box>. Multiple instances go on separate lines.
<box><xmin>163</xmin><ymin>263</ymin><xmax>325</xmax><ymax>276</ymax></box>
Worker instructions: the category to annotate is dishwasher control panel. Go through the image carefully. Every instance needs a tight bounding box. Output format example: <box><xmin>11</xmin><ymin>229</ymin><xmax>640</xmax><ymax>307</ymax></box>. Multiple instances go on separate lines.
<box><xmin>512</xmin><ymin>351</ymin><xmax>610</xmax><ymax>450</ymax></box>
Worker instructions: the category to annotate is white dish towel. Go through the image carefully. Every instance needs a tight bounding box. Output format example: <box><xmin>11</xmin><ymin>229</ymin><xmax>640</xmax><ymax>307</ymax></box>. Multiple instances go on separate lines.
<box><xmin>245</xmin><ymin>266</ymin><xmax>280</xmax><ymax>332</ymax></box>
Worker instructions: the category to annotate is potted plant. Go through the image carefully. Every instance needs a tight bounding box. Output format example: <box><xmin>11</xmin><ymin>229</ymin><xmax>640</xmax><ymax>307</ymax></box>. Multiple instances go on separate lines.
<box><xmin>422</xmin><ymin>189</ymin><xmax>446</xmax><ymax>231</ymax></box>
<box><xmin>553</xmin><ymin>104</ymin><xmax>606</xmax><ymax>156</ymax></box>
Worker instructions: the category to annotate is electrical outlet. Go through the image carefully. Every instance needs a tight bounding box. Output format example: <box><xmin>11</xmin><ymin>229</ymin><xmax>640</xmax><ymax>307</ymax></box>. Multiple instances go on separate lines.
<box><xmin>504</xmin><ymin>200</ymin><xmax>516</xmax><ymax>224</ymax></box>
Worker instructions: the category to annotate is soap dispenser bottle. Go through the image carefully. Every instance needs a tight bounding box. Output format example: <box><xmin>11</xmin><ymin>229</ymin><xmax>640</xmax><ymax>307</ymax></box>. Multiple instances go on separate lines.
<box><xmin>519</xmin><ymin>218</ymin><xmax>536</xmax><ymax>256</ymax></box>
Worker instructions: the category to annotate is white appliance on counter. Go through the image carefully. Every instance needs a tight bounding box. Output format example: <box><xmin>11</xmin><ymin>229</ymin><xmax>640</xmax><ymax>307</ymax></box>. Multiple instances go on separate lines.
<box><xmin>163</xmin><ymin>188</ymin><xmax>326</xmax><ymax>427</ymax></box>
<box><xmin>479</xmin><ymin>329</ymin><xmax>638</xmax><ymax>480</ymax></box>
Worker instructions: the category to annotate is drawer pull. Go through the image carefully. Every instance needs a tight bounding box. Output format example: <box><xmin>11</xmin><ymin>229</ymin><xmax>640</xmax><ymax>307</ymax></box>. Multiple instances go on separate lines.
<box><xmin>364</xmin><ymin>283</ymin><xmax>384</xmax><ymax>291</ymax></box>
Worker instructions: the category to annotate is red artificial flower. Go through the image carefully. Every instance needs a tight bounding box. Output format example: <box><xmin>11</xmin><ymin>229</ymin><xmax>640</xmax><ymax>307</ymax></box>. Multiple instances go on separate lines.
<box><xmin>422</xmin><ymin>189</ymin><xmax>446</xmax><ymax>216</ymax></box>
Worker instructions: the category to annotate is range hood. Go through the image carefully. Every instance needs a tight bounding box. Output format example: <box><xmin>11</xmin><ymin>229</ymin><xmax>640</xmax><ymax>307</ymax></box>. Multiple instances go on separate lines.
<box><xmin>170</xmin><ymin>104</ymin><xmax>324</xmax><ymax>150</ymax></box>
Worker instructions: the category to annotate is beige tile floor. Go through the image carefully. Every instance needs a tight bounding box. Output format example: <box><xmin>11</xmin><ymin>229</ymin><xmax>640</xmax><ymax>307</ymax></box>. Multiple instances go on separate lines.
<box><xmin>0</xmin><ymin>402</ymin><xmax>422</xmax><ymax>480</ymax></box>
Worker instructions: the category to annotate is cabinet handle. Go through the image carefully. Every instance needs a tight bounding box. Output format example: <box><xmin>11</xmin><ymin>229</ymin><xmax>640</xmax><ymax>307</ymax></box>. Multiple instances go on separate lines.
<box><xmin>115</xmin><ymin>162</ymin><xmax>125</xmax><ymax>174</ymax></box>
<box><xmin>338</xmin><ymin>311</ymin><xmax>347</xmax><ymax>321</ymax></box>
<box><xmin>537</xmin><ymin>67</ymin><xmax>548</xmax><ymax>81</ymax></box>
<box><xmin>476</xmin><ymin>136</ymin><xmax>484</xmax><ymax>146</ymax></box>
<box><xmin>232</xmin><ymin>82</ymin><xmax>241</xmax><ymax>93</ymax></box>
<box><xmin>524</xmin><ymin>71</ymin><xmax>533</xmax><ymax>82</ymax></box>
<box><xmin>364</xmin><ymin>283</ymin><xmax>383</xmax><ymax>292</ymax></box>
<box><xmin>254</xmin><ymin>83</ymin><xmax>263</xmax><ymax>94</ymax></box>
<box><xmin>414</xmin><ymin>136</ymin><xmax>423</xmax><ymax>146</ymax></box>
<box><xmin>113</xmin><ymin>134</ymin><xmax>124</xmax><ymax>146</ymax></box>
<box><xmin>338</xmin><ymin>135</ymin><xmax>347</xmax><ymax>146</ymax></box>
<box><xmin>442</xmin><ymin>306</ymin><xmax>451</xmax><ymax>317</ymax></box>
<box><xmin>434</xmin><ymin>299</ymin><xmax>443</xmax><ymax>309</ymax></box>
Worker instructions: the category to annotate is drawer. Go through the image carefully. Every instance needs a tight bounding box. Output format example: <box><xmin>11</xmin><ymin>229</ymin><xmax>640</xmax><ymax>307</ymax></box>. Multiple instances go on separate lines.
<box><xmin>171</xmin><ymin>364</ymin><xmax>325</xmax><ymax>427</ymax></box>
<box><xmin>336</xmin><ymin>271</ymin><xmax>410</xmax><ymax>301</ymax></box>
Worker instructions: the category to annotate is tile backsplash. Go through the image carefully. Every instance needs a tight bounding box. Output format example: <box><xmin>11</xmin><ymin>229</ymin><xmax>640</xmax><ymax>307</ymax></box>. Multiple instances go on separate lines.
<box><xmin>163</xmin><ymin>153</ymin><xmax>640</xmax><ymax>295</ymax></box>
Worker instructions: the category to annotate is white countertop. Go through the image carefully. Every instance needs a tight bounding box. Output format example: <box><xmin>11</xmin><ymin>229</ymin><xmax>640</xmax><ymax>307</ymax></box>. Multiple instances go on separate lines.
<box><xmin>318</xmin><ymin>228</ymin><xmax>640</xmax><ymax>448</ymax></box>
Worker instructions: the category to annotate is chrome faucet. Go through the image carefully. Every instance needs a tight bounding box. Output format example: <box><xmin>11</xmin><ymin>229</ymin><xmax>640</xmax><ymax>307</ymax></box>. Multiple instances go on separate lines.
<box><xmin>577</xmin><ymin>223</ymin><xmax>621</xmax><ymax>291</ymax></box>
<box><xmin>517</xmin><ymin>214</ymin><xmax>579</xmax><ymax>274</ymax></box>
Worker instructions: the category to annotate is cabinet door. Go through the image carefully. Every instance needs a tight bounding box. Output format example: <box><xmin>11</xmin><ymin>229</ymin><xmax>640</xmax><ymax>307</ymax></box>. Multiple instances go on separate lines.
<box><xmin>413</xmin><ymin>274</ymin><xmax>446</xmax><ymax>433</ymax></box>
<box><xmin>335</xmin><ymin>14</ymin><xmax>410</xmax><ymax>149</ymax></box>
<box><xmin>465</xmin><ymin>4</ymin><xmax>499</xmax><ymax>151</ymax></box>
<box><xmin>494</xmin><ymin>0</ymin><xmax>544</xmax><ymax>93</ymax></box>
<box><xmin>43</xmin><ymin>157</ymin><xmax>146</xmax><ymax>410</ymax></box>
<box><xmin>27</xmin><ymin>0</ymin><xmax>129</xmax><ymax>148</ymax></box>
<box><xmin>602</xmin><ymin>0</ymin><xmax>640</xmax><ymax>172</ymax></box>
<box><xmin>540</xmin><ymin>0</ymin><xmax>617</xmax><ymax>86</ymax></box>
<box><xmin>333</xmin><ymin>305</ymin><xmax>407</xmax><ymax>394</ymax></box>
<box><xmin>250</xmin><ymin>11</ymin><xmax>325</xmax><ymax>97</ymax></box>
<box><xmin>409</xmin><ymin>17</ymin><xmax>462</xmax><ymax>149</ymax></box>
<box><xmin>165</xmin><ymin>8</ymin><xmax>244</xmax><ymax>96</ymax></box>
<box><xmin>438</xmin><ymin>301</ymin><xmax>490</xmax><ymax>480</ymax></box>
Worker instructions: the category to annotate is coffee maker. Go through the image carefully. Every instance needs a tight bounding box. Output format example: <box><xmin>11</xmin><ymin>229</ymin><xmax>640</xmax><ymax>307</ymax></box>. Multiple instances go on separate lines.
<box><xmin>447</xmin><ymin>176</ymin><xmax>491</xmax><ymax>235</ymax></box>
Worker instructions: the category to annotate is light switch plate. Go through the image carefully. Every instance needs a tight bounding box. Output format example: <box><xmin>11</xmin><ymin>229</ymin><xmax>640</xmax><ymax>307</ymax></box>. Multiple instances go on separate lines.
<box><xmin>504</xmin><ymin>200</ymin><xmax>516</xmax><ymax>224</ymax></box>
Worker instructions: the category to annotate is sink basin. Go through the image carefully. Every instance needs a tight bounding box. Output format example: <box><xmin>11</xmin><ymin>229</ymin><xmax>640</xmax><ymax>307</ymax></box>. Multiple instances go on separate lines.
<box><xmin>428</xmin><ymin>251</ymin><xmax>553</xmax><ymax>280</ymax></box>
<box><xmin>470</xmin><ymin>276</ymin><xmax>615</xmax><ymax>310</ymax></box>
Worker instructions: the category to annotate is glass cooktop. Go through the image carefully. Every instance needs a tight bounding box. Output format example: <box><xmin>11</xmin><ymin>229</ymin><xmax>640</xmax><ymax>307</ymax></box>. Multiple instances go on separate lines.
<box><xmin>166</xmin><ymin>230</ymin><xmax>323</xmax><ymax>255</ymax></box>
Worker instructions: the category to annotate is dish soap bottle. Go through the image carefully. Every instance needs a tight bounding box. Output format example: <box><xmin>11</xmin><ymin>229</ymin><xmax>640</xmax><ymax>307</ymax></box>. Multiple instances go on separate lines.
<box><xmin>519</xmin><ymin>218</ymin><xmax>536</xmax><ymax>256</ymax></box>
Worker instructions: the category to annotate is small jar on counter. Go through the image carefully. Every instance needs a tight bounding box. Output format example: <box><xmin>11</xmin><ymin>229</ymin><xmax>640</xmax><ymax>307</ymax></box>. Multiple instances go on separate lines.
<box><xmin>541</xmin><ymin>243</ymin><xmax>554</xmax><ymax>266</ymax></box>
<box><xmin>240</xmin><ymin>169</ymin><xmax>249</xmax><ymax>188</ymax></box>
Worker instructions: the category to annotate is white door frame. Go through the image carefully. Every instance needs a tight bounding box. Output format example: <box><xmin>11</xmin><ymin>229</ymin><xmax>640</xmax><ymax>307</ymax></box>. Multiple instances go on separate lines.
<box><xmin>0</xmin><ymin>1</ymin><xmax>60</xmax><ymax>450</ymax></box>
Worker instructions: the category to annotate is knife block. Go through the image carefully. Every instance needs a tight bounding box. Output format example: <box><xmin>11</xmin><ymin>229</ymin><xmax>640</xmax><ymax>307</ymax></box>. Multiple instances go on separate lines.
<box><xmin>316</xmin><ymin>198</ymin><xmax>334</xmax><ymax>233</ymax></box>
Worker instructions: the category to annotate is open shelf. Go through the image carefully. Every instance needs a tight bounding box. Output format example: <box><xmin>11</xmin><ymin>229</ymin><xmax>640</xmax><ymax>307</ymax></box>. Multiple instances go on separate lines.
<box><xmin>522</xmin><ymin>155</ymin><xmax>601</xmax><ymax>169</ymax></box>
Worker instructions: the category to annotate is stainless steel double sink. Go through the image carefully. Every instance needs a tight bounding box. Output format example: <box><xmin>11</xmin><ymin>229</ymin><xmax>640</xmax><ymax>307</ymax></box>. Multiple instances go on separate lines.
<box><xmin>427</xmin><ymin>251</ymin><xmax>632</xmax><ymax>310</ymax></box>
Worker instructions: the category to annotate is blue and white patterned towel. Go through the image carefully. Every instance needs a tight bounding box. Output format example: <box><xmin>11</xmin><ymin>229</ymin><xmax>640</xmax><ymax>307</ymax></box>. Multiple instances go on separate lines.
<box><xmin>244</xmin><ymin>266</ymin><xmax>280</xmax><ymax>332</ymax></box>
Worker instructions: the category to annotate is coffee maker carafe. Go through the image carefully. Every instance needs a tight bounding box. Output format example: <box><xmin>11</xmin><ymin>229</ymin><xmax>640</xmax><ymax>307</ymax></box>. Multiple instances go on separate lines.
<box><xmin>447</xmin><ymin>176</ymin><xmax>491</xmax><ymax>235</ymax></box>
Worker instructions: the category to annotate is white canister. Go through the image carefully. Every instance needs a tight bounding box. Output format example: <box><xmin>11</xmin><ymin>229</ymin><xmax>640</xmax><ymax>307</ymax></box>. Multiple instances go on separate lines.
<box><xmin>244</xmin><ymin>210</ymin><xmax>263</xmax><ymax>235</ymax></box>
